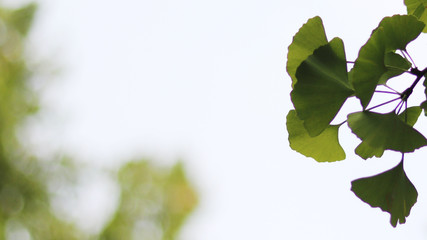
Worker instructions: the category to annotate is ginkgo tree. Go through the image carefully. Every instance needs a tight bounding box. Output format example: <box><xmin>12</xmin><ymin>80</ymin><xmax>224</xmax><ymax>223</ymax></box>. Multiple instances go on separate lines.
<box><xmin>286</xmin><ymin>0</ymin><xmax>427</xmax><ymax>227</ymax></box>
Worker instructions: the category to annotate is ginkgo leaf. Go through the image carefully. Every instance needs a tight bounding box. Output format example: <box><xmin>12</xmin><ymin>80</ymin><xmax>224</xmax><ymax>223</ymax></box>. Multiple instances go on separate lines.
<box><xmin>351</xmin><ymin>28</ymin><xmax>387</xmax><ymax>109</ymax></box>
<box><xmin>286</xmin><ymin>110</ymin><xmax>345</xmax><ymax>162</ymax></box>
<box><xmin>421</xmin><ymin>100</ymin><xmax>427</xmax><ymax>115</ymax></box>
<box><xmin>347</xmin><ymin>111</ymin><xmax>427</xmax><ymax>153</ymax></box>
<box><xmin>354</xmin><ymin>107</ymin><xmax>422</xmax><ymax>159</ymax></box>
<box><xmin>379</xmin><ymin>52</ymin><xmax>412</xmax><ymax>85</ymax></box>
<box><xmin>291</xmin><ymin>37</ymin><xmax>354</xmax><ymax>137</ymax></box>
<box><xmin>355</xmin><ymin>141</ymin><xmax>384</xmax><ymax>160</ymax></box>
<box><xmin>398</xmin><ymin>106</ymin><xmax>422</xmax><ymax>125</ymax></box>
<box><xmin>380</xmin><ymin>15</ymin><xmax>425</xmax><ymax>51</ymax></box>
<box><xmin>286</xmin><ymin>16</ymin><xmax>328</xmax><ymax>87</ymax></box>
<box><xmin>351</xmin><ymin>15</ymin><xmax>424</xmax><ymax>109</ymax></box>
<box><xmin>351</xmin><ymin>160</ymin><xmax>418</xmax><ymax>227</ymax></box>
<box><xmin>405</xmin><ymin>0</ymin><xmax>427</xmax><ymax>32</ymax></box>
<box><xmin>412</xmin><ymin>3</ymin><xmax>426</xmax><ymax>19</ymax></box>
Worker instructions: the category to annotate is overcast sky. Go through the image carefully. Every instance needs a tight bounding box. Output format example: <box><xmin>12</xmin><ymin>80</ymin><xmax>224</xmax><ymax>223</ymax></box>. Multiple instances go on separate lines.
<box><xmin>8</xmin><ymin>0</ymin><xmax>427</xmax><ymax>239</ymax></box>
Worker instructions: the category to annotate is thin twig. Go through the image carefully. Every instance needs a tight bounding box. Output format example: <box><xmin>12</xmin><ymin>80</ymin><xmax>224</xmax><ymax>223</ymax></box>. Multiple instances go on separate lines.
<box><xmin>401</xmin><ymin>67</ymin><xmax>427</xmax><ymax>101</ymax></box>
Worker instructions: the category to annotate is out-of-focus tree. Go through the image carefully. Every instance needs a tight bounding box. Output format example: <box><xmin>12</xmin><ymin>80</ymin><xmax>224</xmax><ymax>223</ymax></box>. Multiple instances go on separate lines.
<box><xmin>0</xmin><ymin>3</ymin><xmax>84</xmax><ymax>239</ymax></box>
<box><xmin>0</xmin><ymin>3</ymin><xmax>198</xmax><ymax>240</ymax></box>
<box><xmin>99</xmin><ymin>161</ymin><xmax>198</xmax><ymax>240</ymax></box>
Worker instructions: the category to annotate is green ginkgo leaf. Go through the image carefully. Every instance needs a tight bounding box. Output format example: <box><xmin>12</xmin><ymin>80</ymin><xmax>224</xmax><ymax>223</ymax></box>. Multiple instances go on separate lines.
<box><xmin>421</xmin><ymin>100</ymin><xmax>427</xmax><ymax>115</ymax></box>
<box><xmin>355</xmin><ymin>141</ymin><xmax>384</xmax><ymax>160</ymax></box>
<box><xmin>398</xmin><ymin>106</ymin><xmax>422</xmax><ymax>125</ymax></box>
<box><xmin>379</xmin><ymin>52</ymin><xmax>412</xmax><ymax>85</ymax></box>
<box><xmin>351</xmin><ymin>15</ymin><xmax>424</xmax><ymax>109</ymax></box>
<box><xmin>380</xmin><ymin>15</ymin><xmax>425</xmax><ymax>51</ymax></box>
<box><xmin>354</xmin><ymin>107</ymin><xmax>422</xmax><ymax>159</ymax></box>
<box><xmin>291</xmin><ymin>37</ymin><xmax>353</xmax><ymax>137</ymax></box>
<box><xmin>351</xmin><ymin>160</ymin><xmax>418</xmax><ymax>227</ymax></box>
<box><xmin>286</xmin><ymin>110</ymin><xmax>345</xmax><ymax>162</ymax></box>
<box><xmin>348</xmin><ymin>111</ymin><xmax>427</xmax><ymax>153</ymax></box>
<box><xmin>351</xmin><ymin>28</ymin><xmax>387</xmax><ymax>109</ymax></box>
<box><xmin>405</xmin><ymin>0</ymin><xmax>427</xmax><ymax>32</ymax></box>
<box><xmin>286</xmin><ymin>16</ymin><xmax>328</xmax><ymax>87</ymax></box>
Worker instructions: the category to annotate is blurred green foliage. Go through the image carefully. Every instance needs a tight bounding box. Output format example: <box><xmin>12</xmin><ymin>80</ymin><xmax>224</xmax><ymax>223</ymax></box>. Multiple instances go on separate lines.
<box><xmin>0</xmin><ymin>3</ymin><xmax>198</xmax><ymax>240</ymax></box>
<box><xmin>100</xmin><ymin>162</ymin><xmax>198</xmax><ymax>240</ymax></box>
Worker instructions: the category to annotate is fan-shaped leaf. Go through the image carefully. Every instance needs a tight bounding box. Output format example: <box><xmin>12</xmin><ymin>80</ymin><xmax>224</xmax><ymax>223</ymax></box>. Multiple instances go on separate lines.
<box><xmin>380</xmin><ymin>15</ymin><xmax>425</xmax><ymax>51</ymax></box>
<box><xmin>354</xmin><ymin>107</ymin><xmax>422</xmax><ymax>159</ymax></box>
<box><xmin>286</xmin><ymin>16</ymin><xmax>328</xmax><ymax>87</ymax></box>
<box><xmin>355</xmin><ymin>141</ymin><xmax>384</xmax><ymax>160</ymax></box>
<box><xmin>398</xmin><ymin>106</ymin><xmax>422</xmax><ymax>125</ymax></box>
<box><xmin>351</xmin><ymin>160</ymin><xmax>417</xmax><ymax>227</ymax></box>
<box><xmin>351</xmin><ymin>28</ymin><xmax>387</xmax><ymax>109</ymax></box>
<box><xmin>286</xmin><ymin>110</ymin><xmax>345</xmax><ymax>162</ymax></box>
<box><xmin>379</xmin><ymin>52</ymin><xmax>412</xmax><ymax>84</ymax></box>
<box><xmin>351</xmin><ymin>15</ymin><xmax>424</xmax><ymax>109</ymax></box>
<box><xmin>348</xmin><ymin>111</ymin><xmax>427</xmax><ymax>153</ymax></box>
<box><xmin>291</xmin><ymin>37</ymin><xmax>353</xmax><ymax>136</ymax></box>
<box><xmin>405</xmin><ymin>0</ymin><xmax>427</xmax><ymax>32</ymax></box>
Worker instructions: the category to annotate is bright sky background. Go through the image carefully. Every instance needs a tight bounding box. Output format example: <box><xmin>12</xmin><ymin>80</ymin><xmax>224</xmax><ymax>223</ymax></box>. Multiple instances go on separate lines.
<box><xmin>6</xmin><ymin>0</ymin><xmax>427</xmax><ymax>239</ymax></box>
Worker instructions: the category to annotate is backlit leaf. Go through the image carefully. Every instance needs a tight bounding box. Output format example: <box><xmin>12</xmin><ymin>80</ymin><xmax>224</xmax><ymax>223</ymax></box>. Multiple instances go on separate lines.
<box><xmin>354</xmin><ymin>107</ymin><xmax>422</xmax><ymax>159</ymax></box>
<box><xmin>379</xmin><ymin>52</ymin><xmax>412</xmax><ymax>84</ymax></box>
<box><xmin>380</xmin><ymin>15</ymin><xmax>425</xmax><ymax>51</ymax></box>
<box><xmin>405</xmin><ymin>0</ymin><xmax>427</xmax><ymax>32</ymax></box>
<box><xmin>351</xmin><ymin>28</ymin><xmax>386</xmax><ymax>109</ymax></box>
<box><xmin>355</xmin><ymin>141</ymin><xmax>384</xmax><ymax>160</ymax></box>
<box><xmin>398</xmin><ymin>106</ymin><xmax>422</xmax><ymax>125</ymax></box>
<box><xmin>351</xmin><ymin>15</ymin><xmax>424</xmax><ymax>108</ymax></box>
<box><xmin>347</xmin><ymin>111</ymin><xmax>427</xmax><ymax>153</ymax></box>
<box><xmin>351</xmin><ymin>160</ymin><xmax>417</xmax><ymax>227</ymax></box>
<box><xmin>291</xmin><ymin>37</ymin><xmax>353</xmax><ymax>136</ymax></box>
<box><xmin>286</xmin><ymin>110</ymin><xmax>345</xmax><ymax>162</ymax></box>
<box><xmin>286</xmin><ymin>16</ymin><xmax>328</xmax><ymax>87</ymax></box>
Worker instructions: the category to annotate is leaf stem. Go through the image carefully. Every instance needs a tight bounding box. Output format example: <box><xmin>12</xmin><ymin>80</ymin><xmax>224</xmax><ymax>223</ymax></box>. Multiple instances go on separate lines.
<box><xmin>365</xmin><ymin>97</ymin><xmax>401</xmax><ymax>111</ymax></box>
<box><xmin>383</xmin><ymin>84</ymin><xmax>399</xmax><ymax>94</ymax></box>
<box><xmin>337</xmin><ymin>120</ymin><xmax>347</xmax><ymax>126</ymax></box>
<box><xmin>404</xmin><ymin>101</ymin><xmax>408</xmax><ymax>123</ymax></box>
<box><xmin>402</xmin><ymin>50</ymin><xmax>417</xmax><ymax>69</ymax></box>
<box><xmin>394</xmin><ymin>100</ymin><xmax>404</xmax><ymax>114</ymax></box>
<box><xmin>375</xmin><ymin>90</ymin><xmax>400</xmax><ymax>95</ymax></box>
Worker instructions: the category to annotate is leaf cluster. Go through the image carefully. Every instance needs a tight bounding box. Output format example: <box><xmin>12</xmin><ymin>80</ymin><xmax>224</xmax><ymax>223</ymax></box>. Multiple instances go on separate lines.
<box><xmin>286</xmin><ymin>2</ymin><xmax>427</xmax><ymax>227</ymax></box>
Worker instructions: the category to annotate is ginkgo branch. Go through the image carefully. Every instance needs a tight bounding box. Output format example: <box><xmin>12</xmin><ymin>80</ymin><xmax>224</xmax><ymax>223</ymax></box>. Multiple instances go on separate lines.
<box><xmin>401</xmin><ymin>67</ymin><xmax>427</xmax><ymax>101</ymax></box>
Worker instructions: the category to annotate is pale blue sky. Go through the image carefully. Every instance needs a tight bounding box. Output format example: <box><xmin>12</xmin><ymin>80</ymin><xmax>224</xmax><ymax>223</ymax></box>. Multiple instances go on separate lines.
<box><xmin>8</xmin><ymin>0</ymin><xmax>427</xmax><ymax>239</ymax></box>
